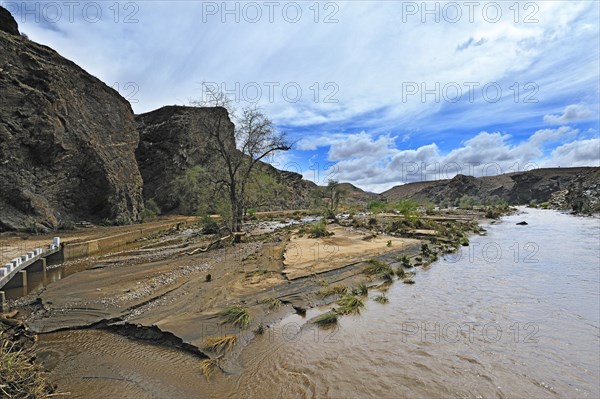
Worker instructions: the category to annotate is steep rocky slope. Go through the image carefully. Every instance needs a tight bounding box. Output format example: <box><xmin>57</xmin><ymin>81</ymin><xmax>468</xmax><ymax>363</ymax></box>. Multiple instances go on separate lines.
<box><xmin>0</xmin><ymin>7</ymin><xmax>143</xmax><ymax>231</ymax></box>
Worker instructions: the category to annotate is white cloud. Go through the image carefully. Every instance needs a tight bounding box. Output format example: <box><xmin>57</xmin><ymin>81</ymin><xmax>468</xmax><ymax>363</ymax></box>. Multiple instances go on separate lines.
<box><xmin>544</xmin><ymin>105</ymin><xmax>594</xmax><ymax>124</ymax></box>
<box><xmin>303</xmin><ymin>126</ymin><xmax>598</xmax><ymax>192</ymax></box>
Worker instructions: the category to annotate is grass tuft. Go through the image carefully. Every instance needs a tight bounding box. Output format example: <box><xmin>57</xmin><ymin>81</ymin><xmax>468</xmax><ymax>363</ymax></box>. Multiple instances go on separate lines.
<box><xmin>336</xmin><ymin>294</ymin><xmax>365</xmax><ymax>315</ymax></box>
<box><xmin>200</xmin><ymin>359</ymin><xmax>219</xmax><ymax>380</ymax></box>
<box><xmin>264</xmin><ymin>297</ymin><xmax>283</xmax><ymax>310</ymax></box>
<box><xmin>0</xmin><ymin>339</ymin><xmax>55</xmax><ymax>398</ymax></box>
<box><xmin>355</xmin><ymin>281</ymin><xmax>369</xmax><ymax>296</ymax></box>
<box><xmin>403</xmin><ymin>279</ymin><xmax>416</xmax><ymax>284</ymax></box>
<box><xmin>202</xmin><ymin>335</ymin><xmax>237</xmax><ymax>354</ymax></box>
<box><xmin>313</xmin><ymin>312</ymin><xmax>338</xmax><ymax>326</ymax></box>
<box><xmin>364</xmin><ymin>259</ymin><xmax>393</xmax><ymax>276</ymax></box>
<box><xmin>374</xmin><ymin>293</ymin><xmax>389</xmax><ymax>304</ymax></box>
<box><xmin>317</xmin><ymin>284</ymin><xmax>348</xmax><ymax>298</ymax></box>
<box><xmin>220</xmin><ymin>305</ymin><xmax>251</xmax><ymax>329</ymax></box>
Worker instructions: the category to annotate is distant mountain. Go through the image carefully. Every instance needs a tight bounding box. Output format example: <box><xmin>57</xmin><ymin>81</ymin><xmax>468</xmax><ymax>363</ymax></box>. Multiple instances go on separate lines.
<box><xmin>381</xmin><ymin>167</ymin><xmax>600</xmax><ymax>212</ymax></box>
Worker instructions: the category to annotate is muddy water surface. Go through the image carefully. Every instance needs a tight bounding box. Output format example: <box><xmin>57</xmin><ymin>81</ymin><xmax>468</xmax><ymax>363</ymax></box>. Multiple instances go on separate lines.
<box><xmin>38</xmin><ymin>208</ymin><xmax>600</xmax><ymax>398</ymax></box>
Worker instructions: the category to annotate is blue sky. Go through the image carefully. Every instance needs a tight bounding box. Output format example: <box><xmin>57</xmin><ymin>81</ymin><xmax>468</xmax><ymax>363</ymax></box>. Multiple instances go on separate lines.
<box><xmin>5</xmin><ymin>0</ymin><xmax>599</xmax><ymax>192</ymax></box>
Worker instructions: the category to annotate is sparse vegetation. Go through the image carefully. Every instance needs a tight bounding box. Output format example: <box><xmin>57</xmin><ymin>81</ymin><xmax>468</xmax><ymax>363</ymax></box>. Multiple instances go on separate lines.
<box><xmin>396</xmin><ymin>268</ymin><xmax>406</xmax><ymax>278</ymax></box>
<box><xmin>202</xmin><ymin>335</ymin><xmax>237</xmax><ymax>354</ymax></box>
<box><xmin>403</xmin><ymin>279</ymin><xmax>415</xmax><ymax>284</ymax></box>
<box><xmin>386</xmin><ymin>240</ymin><xmax>392</xmax><ymax>247</ymax></box>
<box><xmin>313</xmin><ymin>312</ymin><xmax>338</xmax><ymax>326</ymax></box>
<box><xmin>374</xmin><ymin>293</ymin><xmax>389</xmax><ymax>304</ymax></box>
<box><xmin>336</xmin><ymin>294</ymin><xmax>364</xmax><ymax>315</ymax></box>
<box><xmin>220</xmin><ymin>305</ymin><xmax>251</xmax><ymax>329</ymax></box>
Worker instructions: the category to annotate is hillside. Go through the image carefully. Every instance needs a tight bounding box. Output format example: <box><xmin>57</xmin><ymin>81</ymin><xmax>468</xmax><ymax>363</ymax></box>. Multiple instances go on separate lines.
<box><xmin>382</xmin><ymin>167</ymin><xmax>600</xmax><ymax>211</ymax></box>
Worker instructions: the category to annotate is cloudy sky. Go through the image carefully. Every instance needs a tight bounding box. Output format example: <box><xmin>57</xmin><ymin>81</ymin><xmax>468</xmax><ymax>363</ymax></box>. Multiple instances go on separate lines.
<box><xmin>5</xmin><ymin>0</ymin><xmax>599</xmax><ymax>192</ymax></box>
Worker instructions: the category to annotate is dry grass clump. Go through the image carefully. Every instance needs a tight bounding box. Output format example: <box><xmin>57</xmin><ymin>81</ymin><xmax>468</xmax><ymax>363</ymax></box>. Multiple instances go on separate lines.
<box><xmin>202</xmin><ymin>335</ymin><xmax>237</xmax><ymax>354</ymax></box>
<box><xmin>200</xmin><ymin>359</ymin><xmax>219</xmax><ymax>380</ymax></box>
<box><xmin>374</xmin><ymin>293</ymin><xmax>389</xmax><ymax>304</ymax></box>
<box><xmin>220</xmin><ymin>305</ymin><xmax>251</xmax><ymax>329</ymax></box>
<box><xmin>0</xmin><ymin>339</ymin><xmax>55</xmax><ymax>398</ymax></box>
<box><xmin>317</xmin><ymin>284</ymin><xmax>348</xmax><ymax>298</ymax></box>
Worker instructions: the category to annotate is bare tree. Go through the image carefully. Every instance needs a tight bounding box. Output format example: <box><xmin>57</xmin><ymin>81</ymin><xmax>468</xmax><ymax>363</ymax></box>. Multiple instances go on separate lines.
<box><xmin>323</xmin><ymin>180</ymin><xmax>344</xmax><ymax>218</ymax></box>
<box><xmin>191</xmin><ymin>84</ymin><xmax>290</xmax><ymax>237</ymax></box>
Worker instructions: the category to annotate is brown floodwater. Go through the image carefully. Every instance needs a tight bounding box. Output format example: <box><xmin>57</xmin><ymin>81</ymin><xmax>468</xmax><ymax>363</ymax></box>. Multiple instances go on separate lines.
<box><xmin>37</xmin><ymin>208</ymin><xmax>600</xmax><ymax>398</ymax></box>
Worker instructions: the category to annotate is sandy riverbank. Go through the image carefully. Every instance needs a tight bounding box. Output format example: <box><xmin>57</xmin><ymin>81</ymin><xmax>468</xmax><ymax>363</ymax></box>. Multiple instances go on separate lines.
<box><xmin>5</xmin><ymin>208</ymin><xmax>490</xmax><ymax>392</ymax></box>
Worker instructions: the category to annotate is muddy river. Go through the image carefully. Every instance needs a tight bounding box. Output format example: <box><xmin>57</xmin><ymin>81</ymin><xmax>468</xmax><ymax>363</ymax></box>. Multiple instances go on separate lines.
<box><xmin>37</xmin><ymin>208</ymin><xmax>600</xmax><ymax>398</ymax></box>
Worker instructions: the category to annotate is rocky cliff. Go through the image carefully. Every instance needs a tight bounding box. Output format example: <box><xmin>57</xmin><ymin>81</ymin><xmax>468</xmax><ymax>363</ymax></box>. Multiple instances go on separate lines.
<box><xmin>0</xmin><ymin>7</ymin><xmax>143</xmax><ymax>231</ymax></box>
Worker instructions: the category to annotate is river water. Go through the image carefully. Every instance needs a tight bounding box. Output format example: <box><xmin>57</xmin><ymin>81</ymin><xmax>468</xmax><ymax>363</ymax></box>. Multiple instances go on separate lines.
<box><xmin>37</xmin><ymin>208</ymin><xmax>600</xmax><ymax>398</ymax></box>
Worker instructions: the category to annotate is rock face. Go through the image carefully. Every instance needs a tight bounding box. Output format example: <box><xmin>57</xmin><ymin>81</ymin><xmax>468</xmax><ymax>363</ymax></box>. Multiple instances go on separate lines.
<box><xmin>564</xmin><ymin>168</ymin><xmax>600</xmax><ymax>213</ymax></box>
<box><xmin>0</xmin><ymin>7</ymin><xmax>143</xmax><ymax>231</ymax></box>
<box><xmin>135</xmin><ymin>106</ymin><xmax>234</xmax><ymax>213</ymax></box>
<box><xmin>0</xmin><ymin>6</ymin><xmax>19</xmax><ymax>36</ymax></box>
<box><xmin>383</xmin><ymin>167</ymin><xmax>600</xmax><ymax>207</ymax></box>
<box><xmin>136</xmin><ymin>105</ymin><xmax>318</xmax><ymax>214</ymax></box>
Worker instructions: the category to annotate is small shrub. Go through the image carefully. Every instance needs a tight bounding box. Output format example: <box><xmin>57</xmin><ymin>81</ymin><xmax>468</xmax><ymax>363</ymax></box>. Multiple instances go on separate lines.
<box><xmin>374</xmin><ymin>293</ymin><xmax>389</xmax><ymax>304</ymax></box>
<box><xmin>308</xmin><ymin>220</ymin><xmax>330</xmax><ymax>238</ymax></box>
<box><xmin>403</xmin><ymin>279</ymin><xmax>416</xmax><ymax>284</ymax></box>
<box><xmin>254</xmin><ymin>323</ymin><xmax>265</xmax><ymax>335</ymax></box>
<box><xmin>386</xmin><ymin>240</ymin><xmax>392</xmax><ymax>247</ymax></box>
<box><xmin>398</xmin><ymin>255</ymin><xmax>412</xmax><ymax>268</ymax></box>
<box><xmin>396</xmin><ymin>268</ymin><xmax>406</xmax><ymax>278</ymax></box>
<box><xmin>421</xmin><ymin>243</ymin><xmax>431</xmax><ymax>257</ymax></box>
<box><xmin>313</xmin><ymin>312</ymin><xmax>338</xmax><ymax>326</ymax></box>
<box><xmin>201</xmin><ymin>215</ymin><xmax>219</xmax><ymax>234</ymax></box>
<box><xmin>220</xmin><ymin>305</ymin><xmax>251</xmax><ymax>329</ymax></box>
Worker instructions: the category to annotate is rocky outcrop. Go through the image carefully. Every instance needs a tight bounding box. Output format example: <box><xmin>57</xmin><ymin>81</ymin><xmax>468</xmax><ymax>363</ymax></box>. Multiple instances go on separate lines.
<box><xmin>0</xmin><ymin>6</ymin><xmax>19</xmax><ymax>36</ymax></box>
<box><xmin>564</xmin><ymin>168</ymin><xmax>600</xmax><ymax>213</ymax></box>
<box><xmin>136</xmin><ymin>106</ymin><xmax>317</xmax><ymax>214</ymax></box>
<box><xmin>0</xmin><ymin>7</ymin><xmax>143</xmax><ymax>231</ymax></box>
